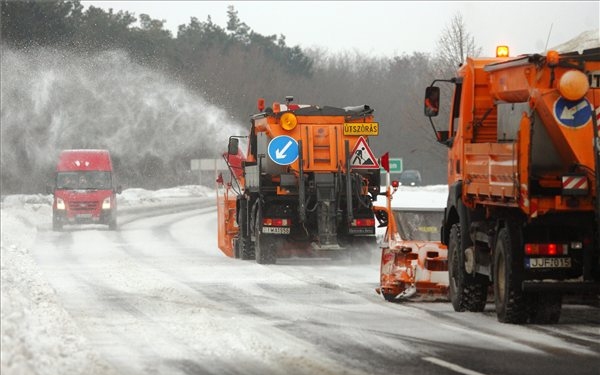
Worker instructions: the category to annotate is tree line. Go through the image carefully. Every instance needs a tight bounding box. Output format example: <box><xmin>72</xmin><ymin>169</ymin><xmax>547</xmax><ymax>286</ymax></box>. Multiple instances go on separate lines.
<box><xmin>1</xmin><ymin>0</ymin><xmax>481</xmax><ymax>193</ymax></box>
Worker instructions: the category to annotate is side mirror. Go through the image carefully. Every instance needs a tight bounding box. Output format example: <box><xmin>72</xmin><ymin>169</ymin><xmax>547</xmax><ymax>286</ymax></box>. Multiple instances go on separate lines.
<box><xmin>46</xmin><ymin>184</ymin><xmax>54</xmax><ymax>194</ymax></box>
<box><xmin>116</xmin><ymin>185</ymin><xmax>122</xmax><ymax>194</ymax></box>
<box><xmin>424</xmin><ymin>86</ymin><xmax>440</xmax><ymax>117</ymax></box>
<box><xmin>228</xmin><ymin>137</ymin><xmax>239</xmax><ymax>155</ymax></box>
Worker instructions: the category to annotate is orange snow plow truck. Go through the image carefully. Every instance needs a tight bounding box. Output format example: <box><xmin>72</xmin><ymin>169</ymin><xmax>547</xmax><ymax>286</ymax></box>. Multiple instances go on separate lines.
<box><xmin>425</xmin><ymin>46</ymin><xmax>600</xmax><ymax>323</ymax></box>
<box><xmin>217</xmin><ymin>97</ymin><xmax>381</xmax><ymax>264</ymax></box>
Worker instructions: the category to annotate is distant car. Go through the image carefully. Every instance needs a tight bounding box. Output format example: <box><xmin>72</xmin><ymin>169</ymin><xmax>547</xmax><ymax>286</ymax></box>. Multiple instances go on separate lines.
<box><xmin>398</xmin><ymin>170</ymin><xmax>422</xmax><ymax>186</ymax></box>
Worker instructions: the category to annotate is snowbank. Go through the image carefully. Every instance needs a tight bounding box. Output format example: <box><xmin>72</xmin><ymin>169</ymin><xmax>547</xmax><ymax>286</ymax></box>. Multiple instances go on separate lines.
<box><xmin>1</xmin><ymin>186</ymin><xmax>211</xmax><ymax>375</ymax></box>
<box><xmin>375</xmin><ymin>184</ymin><xmax>447</xmax><ymax>209</ymax></box>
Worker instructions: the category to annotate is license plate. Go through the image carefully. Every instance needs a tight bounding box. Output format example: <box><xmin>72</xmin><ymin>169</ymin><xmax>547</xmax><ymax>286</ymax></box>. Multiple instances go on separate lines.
<box><xmin>525</xmin><ymin>257</ymin><xmax>571</xmax><ymax>269</ymax></box>
<box><xmin>76</xmin><ymin>213</ymin><xmax>93</xmax><ymax>219</ymax></box>
<box><xmin>348</xmin><ymin>227</ymin><xmax>375</xmax><ymax>235</ymax></box>
<box><xmin>343</xmin><ymin>122</ymin><xmax>379</xmax><ymax>136</ymax></box>
<box><xmin>262</xmin><ymin>227</ymin><xmax>290</xmax><ymax>234</ymax></box>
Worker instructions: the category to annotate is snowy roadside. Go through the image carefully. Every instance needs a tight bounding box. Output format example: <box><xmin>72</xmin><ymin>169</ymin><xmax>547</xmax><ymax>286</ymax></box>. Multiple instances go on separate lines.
<box><xmin>1</xmin><ymin>186</ymin><xmax>213</xmax><ymax>375</ymax></box>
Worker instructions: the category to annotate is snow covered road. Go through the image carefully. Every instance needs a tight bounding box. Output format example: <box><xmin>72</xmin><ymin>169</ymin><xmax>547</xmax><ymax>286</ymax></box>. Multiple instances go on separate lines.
<box><xmin>2</xmin><ymin>187</ymin><xmax>599</xmax><ymax>375</ymax></box>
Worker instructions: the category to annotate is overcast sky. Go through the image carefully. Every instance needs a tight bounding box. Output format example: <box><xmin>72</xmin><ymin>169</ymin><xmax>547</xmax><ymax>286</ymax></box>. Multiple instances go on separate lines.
<box><xmin>81</xmin><ymin>1</ymin><xmax>599</xmax><ymax>57</ymax></box>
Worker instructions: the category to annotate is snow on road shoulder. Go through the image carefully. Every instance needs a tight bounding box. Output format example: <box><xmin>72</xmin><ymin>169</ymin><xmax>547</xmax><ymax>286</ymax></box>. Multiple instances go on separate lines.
<box><xmin>374</xmin><ymin>184</ymin><xmax>447</xmax><ymax>209</ymax></box>
<box><xmin>1</xmin><ymin>186</ymin><xmax>209</xmax><ymax>375</ymax></box>
<box><xmin>1</xmin><ymin>207</ymin><xmax>118</xmax><ymax>375</ymax></box>
<box><xmin>119</xmin><ymin>185</ymin><xmax>214</xmax><ymax>207</ymax></box>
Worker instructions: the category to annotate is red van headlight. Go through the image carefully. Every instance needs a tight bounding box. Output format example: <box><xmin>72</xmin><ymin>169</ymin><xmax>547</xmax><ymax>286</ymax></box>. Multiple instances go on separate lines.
<box><xmin>102</xmin><ymin>197</ymin><xmax>111</xmax><ymax>209</ymax></box>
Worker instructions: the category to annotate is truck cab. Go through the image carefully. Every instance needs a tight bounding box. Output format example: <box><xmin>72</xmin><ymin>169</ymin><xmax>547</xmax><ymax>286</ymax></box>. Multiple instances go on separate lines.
<box><xmin>49</xmin><ymin>149</ymin><xmax>121</xmax><ymax>230</ymax></box>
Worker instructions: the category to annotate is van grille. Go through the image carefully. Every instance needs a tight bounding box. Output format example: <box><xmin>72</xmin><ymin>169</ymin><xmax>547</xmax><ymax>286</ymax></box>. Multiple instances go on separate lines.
<box><xmin>69</xmin><ymin>201</ymin><xmax>99</xmax><ymax>211</ymax></box>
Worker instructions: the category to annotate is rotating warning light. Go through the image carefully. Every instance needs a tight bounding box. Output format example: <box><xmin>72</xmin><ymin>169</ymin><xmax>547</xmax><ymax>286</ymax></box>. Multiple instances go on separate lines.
<box><xmin>558</xmin><ymin>70</ymin><xmax>589</xmax><ymax>101</ymax></box>
<box><xmin>496</xmin><ymin>45</ymin><xmax>509</xmax><ymax>58</ymax></box>
<box><xmin>280</xmin><ymin>112</ymin><xmax>298</xmax><ymax>131</ymax></box>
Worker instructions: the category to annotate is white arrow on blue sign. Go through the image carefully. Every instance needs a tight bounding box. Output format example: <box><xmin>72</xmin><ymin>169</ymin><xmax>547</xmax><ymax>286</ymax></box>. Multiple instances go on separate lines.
<box><xmin>268</xmin><ymin>135</ymin><xmax>299</xmax><ymax>165</ymax></box>
<box><xmin>554</xmin><ymin>97</ymin><xmax>592</xmax><ymax>128</ymax></box>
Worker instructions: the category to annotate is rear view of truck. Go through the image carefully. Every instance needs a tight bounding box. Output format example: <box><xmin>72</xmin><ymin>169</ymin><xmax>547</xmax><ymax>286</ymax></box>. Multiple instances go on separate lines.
<box><xmin>425</xmin><ymin>47</ymin><xmax>600</xmax><ymax>323</ymax></box>
<box><xmin>217</xmin><ymin>97</ymin><xmax>381</xmax><ymax>264</ymax></box>
<box><xmin>50</xmin><ymin>149</ymin><xmax>121</xmax><ymax>231</ymax></box>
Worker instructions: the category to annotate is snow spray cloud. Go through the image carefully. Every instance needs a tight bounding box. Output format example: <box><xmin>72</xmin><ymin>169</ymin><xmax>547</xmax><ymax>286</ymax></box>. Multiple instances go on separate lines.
<box><xmin>1</xmin><ymin>47</ymin><xmax>245</xmax><ymax>193</ymax></box>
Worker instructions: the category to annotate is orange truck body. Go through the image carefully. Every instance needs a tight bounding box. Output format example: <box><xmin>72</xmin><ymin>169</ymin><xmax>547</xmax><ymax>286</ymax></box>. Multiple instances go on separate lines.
<box><xmin>217</xmin><ymin>98</ymin><xmax>381</xmax><ymax>264</ymax></box>
<box><xmin>50</xmin><ymin>149</ymin><xmax>121</xmax><ymax>230</ymax></box>
<box><xmin>426</xmin><ymin>48</ymin><xmax>600</xmax><ymax>323</ymax></box>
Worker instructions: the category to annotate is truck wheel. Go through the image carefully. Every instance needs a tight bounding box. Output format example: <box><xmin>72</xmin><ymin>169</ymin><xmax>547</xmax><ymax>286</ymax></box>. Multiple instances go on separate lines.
<box><xmin>52</xmin><ymin>216</ymin><xmax>63</xmax><ymax>231</ymax></box>
<box><xmin>255</xmin><ymin>232</ymin><xmax>277</xmax><ymax>265</ymax></box>
<box><xmin>232</xmin><ymin>238</ymin><xmax>240</xmax><ymax>259</ymax></box>
<box><xmin>527</xmin><ymin>293</ymin><xmax>562</xmax><ymax>324</ymax></box>
<box><xmin>255</xmin><ymin>211</ymin><xmax>276</xmax><ymax>264</ymax></box>
<box><xmin>238</xmin><ymin>204</ymin><xmax>255</xmax><ymax>260</ymax></box>
<box><xmin>448</xmin><ymin>224</ymin><xmax>488</xmax><ymax>312</ymax></box>
<box><xmin>494</xmin><ymin>225</ymin><xmax>528</xmax><ymax>323</ymax></box>
<box><xmin>239</xmin><ymin>235</ymin><xmax>255</xmax><ymax>260</ymax></box>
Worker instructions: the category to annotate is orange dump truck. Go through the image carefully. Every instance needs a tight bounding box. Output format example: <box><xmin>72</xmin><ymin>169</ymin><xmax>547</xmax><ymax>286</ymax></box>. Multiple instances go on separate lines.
<box><xmin>425</xmin><ymin>47</ymin><xmax>600</xmax><ymax>323</ymax></box>
<box><xmin>217</xmin><ymin>97</ymin><xmax>381</xmax><ymax>264</ymax></box>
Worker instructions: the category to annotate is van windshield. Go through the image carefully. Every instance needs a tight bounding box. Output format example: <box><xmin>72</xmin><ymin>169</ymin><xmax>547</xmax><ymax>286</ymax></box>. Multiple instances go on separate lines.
<box><xmin>57</xmin><ymin>171</ymin><xmax>112</xmax><ymax>190</ymax></box>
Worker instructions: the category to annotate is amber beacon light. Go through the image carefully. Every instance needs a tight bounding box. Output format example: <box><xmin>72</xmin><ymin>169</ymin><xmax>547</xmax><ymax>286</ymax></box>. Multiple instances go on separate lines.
<box><xmin>496</xmin><ymin>45</ymin><xmax>509</xmax><ymax>57</ymax></box>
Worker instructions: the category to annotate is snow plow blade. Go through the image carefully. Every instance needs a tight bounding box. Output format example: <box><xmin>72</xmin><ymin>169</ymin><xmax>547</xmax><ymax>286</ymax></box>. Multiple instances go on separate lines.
<box><xmin>377</xmin><ymin>240</ymin><xmax>449</xmax><ymax>301</ymax></box>
<box><xmin>374</xmin><ymin>203</ymin><xmax>449</xmax><ymax>302</ymax></box>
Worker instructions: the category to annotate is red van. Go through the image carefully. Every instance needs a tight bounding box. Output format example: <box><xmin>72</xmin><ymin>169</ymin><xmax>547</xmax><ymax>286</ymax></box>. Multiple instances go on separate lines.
<box><xmin>49</xmin><ymin>149</ymin><xmax>121</xmax><ymax>231</ymax></box>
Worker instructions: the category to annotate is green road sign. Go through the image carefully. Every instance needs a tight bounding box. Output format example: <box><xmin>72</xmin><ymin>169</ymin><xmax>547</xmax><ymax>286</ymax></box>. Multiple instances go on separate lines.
<box><xmin>380</xmin><ymin>157</ymin><xmax>403</xmax><ymax>174</ymax></box>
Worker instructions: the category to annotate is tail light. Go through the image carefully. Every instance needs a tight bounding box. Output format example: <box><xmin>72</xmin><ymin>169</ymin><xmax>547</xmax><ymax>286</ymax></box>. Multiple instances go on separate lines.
<box><xmin>351</xmin><ymin>218</ymin><xmax>375</xmax><ymax>227</ymax></box>
<box><xmin>524</xmin><ymin>243</ymin><xmax>567</xmax><ymax>256</ymax></box>
<box><xmin>263</xmin><ymin>218</ymin><xmax>291</xmax><ymax>226</ymax></box>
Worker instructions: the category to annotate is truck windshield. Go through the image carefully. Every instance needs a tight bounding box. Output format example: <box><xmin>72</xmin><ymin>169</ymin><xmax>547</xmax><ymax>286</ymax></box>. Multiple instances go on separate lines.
<box><xmin>56</xmin><ymin>171</ymin><xmax>111</xmax><ymax>190</ymax></box>
<box><xmin>393</xmin><ymin>209</ymin><xmax>443</xmax><ymax>241</ymax></box>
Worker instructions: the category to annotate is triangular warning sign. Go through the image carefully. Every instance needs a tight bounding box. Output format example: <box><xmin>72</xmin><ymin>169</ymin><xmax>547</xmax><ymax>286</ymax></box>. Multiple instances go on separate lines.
<box><xmin>350</xmin><ymin>136</ymin><xmax>379</xmax><ymax>169</ymax></box>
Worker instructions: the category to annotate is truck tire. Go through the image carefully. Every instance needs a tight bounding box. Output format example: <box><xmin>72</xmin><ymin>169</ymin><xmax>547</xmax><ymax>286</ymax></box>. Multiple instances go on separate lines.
<box><xmin>255</xmin><ymin>210</ymin><xmax>276</xmax><ymax>264</ymax></box>
<box><xmin>238</xmin><ymin>207</ymin><xmax>255</xmax><ymax>260</ymax></box>
<box><xmin>232</xmin><ymin>238</ymin><xmax>240</xmax><ymax>259</ymax></box>
<box><xmin>448</xmin><ymin>224</ymin><xmax>488</xmax><ymax>312</ymax></box>
<box><xmin>238</xmin><ymin>235</ymin><xmax>254</xmax><ymax>260</ymax></box>
<box><xmin>493</xmin><ymin>225</ymin><xmax>528</xmax><ymax>323</ymax></box>
<box><xmin>52</xmin><ymin>216</ymin><xmax>62</xmax><ymax>231</ymax></box>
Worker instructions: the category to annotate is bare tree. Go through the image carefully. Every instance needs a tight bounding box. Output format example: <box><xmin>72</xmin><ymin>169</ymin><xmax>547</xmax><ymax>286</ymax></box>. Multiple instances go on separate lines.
<box><xmin>436</xmin><ymin>12</ymin><xmax>482</xmax><ymax>72</ymax></box>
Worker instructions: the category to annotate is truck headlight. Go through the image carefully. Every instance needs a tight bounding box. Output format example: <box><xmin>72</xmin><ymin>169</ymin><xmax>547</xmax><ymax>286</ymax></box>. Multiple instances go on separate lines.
<box><xmin>102</xmin><ymin>197</ymin><xmax>111</xmax><ymax>209</ymax></box>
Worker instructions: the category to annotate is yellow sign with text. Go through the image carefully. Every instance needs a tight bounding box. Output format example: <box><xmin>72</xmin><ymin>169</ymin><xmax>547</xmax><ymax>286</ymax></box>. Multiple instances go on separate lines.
<box><xmin>343</xmin><ymin>122</ymin><xmax>379</xmax><ymax>136</ymax></box>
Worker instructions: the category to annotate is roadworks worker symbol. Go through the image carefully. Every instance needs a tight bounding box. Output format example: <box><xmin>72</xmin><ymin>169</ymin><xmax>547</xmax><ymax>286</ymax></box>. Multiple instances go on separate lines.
<box><xmin>350</xmin><ymin>136</ymin><xmax>379</xmax><ymax>169</ymax></box>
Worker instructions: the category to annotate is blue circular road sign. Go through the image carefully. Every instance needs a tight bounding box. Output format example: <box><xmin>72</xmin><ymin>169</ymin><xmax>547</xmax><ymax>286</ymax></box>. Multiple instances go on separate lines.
<box><xmin>554</xmin><ymin>97</ymin><xmax>592</xmax><ymax>128</ymax></box>
<box><xmin>268</xmin><ymin>135</ymin><xmax>299</xmax><ymax>165</ymax></box>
